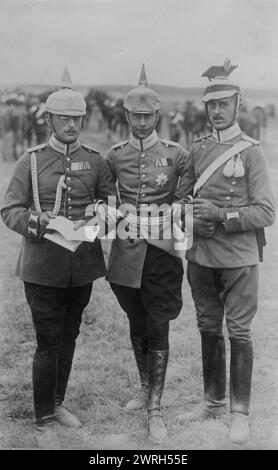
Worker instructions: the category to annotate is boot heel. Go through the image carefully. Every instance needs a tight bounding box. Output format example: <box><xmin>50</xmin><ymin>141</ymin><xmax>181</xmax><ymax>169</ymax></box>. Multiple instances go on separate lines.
<box><xmin>147</xmin><ymin>409</ymin><xmax>168</xmax><ymax>445</ymax></box>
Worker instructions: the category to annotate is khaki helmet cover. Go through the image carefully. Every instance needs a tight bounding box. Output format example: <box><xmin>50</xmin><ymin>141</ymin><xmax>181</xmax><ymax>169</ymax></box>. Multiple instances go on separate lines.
<box><xmin>45</xmin><ymin>67</ymin><xmax>86</xmax><ymax>116</ymax></box>
<box><xmin>124</xmin><ymin>64</ymin><xmax>161</xmax><ymax>113</ymax></box>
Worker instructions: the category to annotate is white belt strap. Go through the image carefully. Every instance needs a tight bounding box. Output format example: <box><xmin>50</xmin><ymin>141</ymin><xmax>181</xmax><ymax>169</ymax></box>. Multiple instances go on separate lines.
<box><xmin>193</xmin><ymin>140</ymin><xmax>252</xmax><ymax>196</ymax></box>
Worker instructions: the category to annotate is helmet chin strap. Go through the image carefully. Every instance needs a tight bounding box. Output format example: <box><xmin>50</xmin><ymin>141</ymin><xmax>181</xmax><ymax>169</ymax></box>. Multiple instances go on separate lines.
<box><xmin>234</xmin><ymin>93</ymin><xmax>241</xmax><ymax>121</ymax></box>
<box><xmin>126</xmin><ymin>110</ymin><xmax>159</xmax><ymax>140</ymax></box>
<box><xmin>206</xmin><ymin>93</ymin><xmax>241</xmax><ymax>130</ymax></box>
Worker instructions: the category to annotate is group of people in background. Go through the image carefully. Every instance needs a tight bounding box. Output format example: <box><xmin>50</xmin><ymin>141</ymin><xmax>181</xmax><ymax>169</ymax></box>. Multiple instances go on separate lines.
<box><xmin>1</xmin><ymin>60</ymin><xmax>275</xmax><ymax>450</ymax></box>
<box><xmin>1</xmin><ymin>77</ymin><xmax>274</xmax><ymax>162</ymax></box>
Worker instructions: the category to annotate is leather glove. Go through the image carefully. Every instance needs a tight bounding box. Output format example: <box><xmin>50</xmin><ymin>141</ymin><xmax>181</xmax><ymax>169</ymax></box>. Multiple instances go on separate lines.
<box><xmin>193</xmin><ymin>217</ymin><xmax>218</xmax><ymax>237</ymax></box>
<box><xmin>190</xmin><ymin>198</ymin><xmax>224</xmax><ymax>222</ymax></box>
<box><xmin>39</xmin><ymin>211</ymin><xmax>56</xmax><ymax>230</ymax></box>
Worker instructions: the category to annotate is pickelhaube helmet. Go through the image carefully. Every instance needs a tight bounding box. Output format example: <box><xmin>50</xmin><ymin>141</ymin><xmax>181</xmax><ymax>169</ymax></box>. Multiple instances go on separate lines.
<box><xmin>202</xmin><ymin>58</ymin><xmax>240</xmax><ymax>103</ymax></box>
<box><xmin>124</xmin><ymin>64</ymin><xmax>161</xmax><ymax>113</ymax></box>
<box><xmin>45</xmin><ymin>67</ymin><xmax>86</xmax><ymax>116</ymax></box>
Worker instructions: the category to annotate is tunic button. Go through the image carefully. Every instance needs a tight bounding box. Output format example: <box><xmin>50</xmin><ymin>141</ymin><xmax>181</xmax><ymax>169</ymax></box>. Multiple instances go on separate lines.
<box><xmin>141</xmin><ymin>194</ymin><xmax>146</xmax><ymax>197</ymax></box>
<box><xmin>68</xmin><ymin>197</ymin><xmax>71</xmax><ymax>202</ymax></box>
<box><xmin>141</xmin><ymin>164</ymin><xmax>146</xmax><ymax>168</ymax></box>
<box><xmin>198</xmin><ymin>194</ymin><xmax>202</xmax><ymax>198</ymax></box>
<box><xmin>68</xmin><ymin>187</ymin><xmax>72</xmax><ymax>191</ymax></box>
<box><xmin>68</xmin><ymin>216</ymin><xmax>72</xmax><ymax>219</ymax></box>
<box><xmin>232</xmin><ymin>181</ymin><xmax>236</xmax><ymax>186</ymax></box>
<box><xmin>141</xmin><ymin>153</ymin><xmax>146</xmax><ymax>157</ymax></box>
<box><xmin>66</xmin><ymin>167</ymin><xmax>70</xmax><ymax>172</ymax></box>
<box><xmin>142</xmin><ymin>175</ymin><xmax>146</xmax><ymax>179</ymax></box>
<box><xmin>66</xmin><ymin>157</ymin><xmax>70</xmax><ymax>161</ymax></box>
<box><xmin>67</xmin><ymin>177</ymin><xmax>71</xmax><ymax>181</ymax></box>
<box><xmin>230</xmin><ymin>189</ymin><xmax>234</xmax><ymax>194</ymax></box>
<box><xmin>142</xmin><ymin>184</ymin><xmax>147</xmax><ymax>188</ymax></box>
<box><xmin>226</xmin><ymin>196</ymin><xmax>231</xmax><ymax>201</ymax></box>
<box><xmin>69</xmin><ymin>206</ymin><xmax>72</xmax><ymax>210</ymax></box>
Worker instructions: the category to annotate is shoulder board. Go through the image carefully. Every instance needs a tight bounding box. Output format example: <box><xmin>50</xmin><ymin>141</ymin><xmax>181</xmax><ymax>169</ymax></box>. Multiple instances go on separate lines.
<box><xmin>161</xmin><ymin>138</ymin><xmax>179</xmax><ymax>147</ymax></box>
<box><xmin>27</xmin><ymin>143</ymin><xmax>47</xmax><ymax>153</ymax></box>
<box><xmin>82</xmin><ymin>144</ymin><xmax>100</xmax><ymax>154</ymax></box>
<box><xmin>111</xmin><ymin>140</ymin><xmax>129</xmax><ymax>150</ymax></box>
<box><xmin>194</xmin><ymin>134</ymin><xmax>212</xmax><ymax>143</ymax></box>
<box><xmin>241</xmin><ymin>133</ymin><xmax>260</xmax><ymax>145</ymax></box>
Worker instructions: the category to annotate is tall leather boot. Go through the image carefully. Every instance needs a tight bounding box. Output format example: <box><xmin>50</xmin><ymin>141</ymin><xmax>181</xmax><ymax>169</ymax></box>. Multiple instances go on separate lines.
<box><xmin>229</xmin><ymin>339</ymin><xmax>253</xmax><ymax>444</ymax></box>
<box><xmin>147</xmin><ymin>349</ymin><xmax>169</xmax><ymax>445</ymax></box>
<box><xmin>125</xmin><ymin>335</ymin><xmax>149</xmax><ymax>411</ymax></box>
<box><xmin>33</xmin><ymin>350</ymin><xmax>61</xmax><ymax>449</ymax></box>
<box><xmin>178</xmin><ymin>333</ymin><xmax>226</xmax><ymax>422</ymax></box>
<box><xmin>55</xmin><ymin>342</ymin><xmax>82</xmax><ymax>428</ymax></box>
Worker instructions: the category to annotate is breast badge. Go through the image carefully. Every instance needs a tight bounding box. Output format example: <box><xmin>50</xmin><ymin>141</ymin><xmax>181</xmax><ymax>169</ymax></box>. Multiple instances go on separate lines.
<box><xmin>155</xmin><ymin>173</ymin><xmax>168</xmax><ymax>187</ymax></box>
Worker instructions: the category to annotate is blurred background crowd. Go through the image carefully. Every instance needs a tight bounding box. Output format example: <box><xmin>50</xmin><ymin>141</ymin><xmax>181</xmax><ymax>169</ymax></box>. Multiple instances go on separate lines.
<box><xmin>0</xmin><ymin>85</ymin><xmax>276</xmax><ymax>161</ymax></box>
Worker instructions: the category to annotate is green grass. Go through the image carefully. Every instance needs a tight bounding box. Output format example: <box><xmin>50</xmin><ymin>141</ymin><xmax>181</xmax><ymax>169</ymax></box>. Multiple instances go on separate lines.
<box><xmin>0</xmin><ymin>121</ymin><xmax>277</xmax><ymax>449</ymax></box>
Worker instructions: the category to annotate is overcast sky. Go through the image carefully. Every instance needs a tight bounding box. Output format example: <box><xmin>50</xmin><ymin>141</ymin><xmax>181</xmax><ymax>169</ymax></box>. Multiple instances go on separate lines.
<box><xmin>0</xmin><ymin>0</ymin><xmax>278</xmax><ymax>89</ymax></box>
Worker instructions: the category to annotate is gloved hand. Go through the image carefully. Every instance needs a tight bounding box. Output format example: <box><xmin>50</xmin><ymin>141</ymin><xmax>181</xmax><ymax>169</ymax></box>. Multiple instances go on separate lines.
<box><xmin>189</xmin><ymin>198</ymin><xmax>224</xmax><ymax>222</ymax></box>
<box><xmin>193</xmin><ymin>217</ymin><xmax>217</xmax><ymax>238</ymax></box>
<box><xmin>39</xmin><ymin>211</ymin><xmax>56</xmax><ymax>230</ymax></box>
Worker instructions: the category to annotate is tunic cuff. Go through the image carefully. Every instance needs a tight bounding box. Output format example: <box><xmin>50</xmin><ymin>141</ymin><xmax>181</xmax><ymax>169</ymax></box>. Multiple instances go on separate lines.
<box><xmin>27</xmin><ymin>211</ymin><xmax>42</xmax><ymax>239</ymax></box>
<box><xmin>222</xmin><ymin>211</ymin><xmax>242</xmax><ymax>232</ymax></box>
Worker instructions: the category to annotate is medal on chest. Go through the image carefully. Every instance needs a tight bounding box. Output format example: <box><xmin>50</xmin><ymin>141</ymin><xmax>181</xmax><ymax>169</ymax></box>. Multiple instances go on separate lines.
<box><xmin>155</xmin><ymin>173</ymin><xmax>168</xmax><ymax>187</ymax></box>
<box><xmin>223</xmin><ymin>154</ymin><xmax>245</xmax><ymax>178</ymax></box>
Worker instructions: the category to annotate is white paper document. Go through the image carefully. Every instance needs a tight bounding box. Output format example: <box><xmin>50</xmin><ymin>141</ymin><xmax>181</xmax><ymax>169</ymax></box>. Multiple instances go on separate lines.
<box><xmin>44</xmin><ymin>216</ymin><xmax>100</xmax><ymax>252</ymax></box>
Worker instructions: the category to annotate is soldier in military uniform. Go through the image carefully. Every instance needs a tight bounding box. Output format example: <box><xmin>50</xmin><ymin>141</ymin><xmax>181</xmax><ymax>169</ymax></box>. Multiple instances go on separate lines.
<box><xmin>104</xmin><ymin>65</ymin><xmax>189</xmax><ymax>445</ymax></box>
<box><xmin>1</xmin><ymin>68</ymin><xmax>115</xmax><ymax>449</ymax></box>
<box><xmin>177</xmin><ymin>60</ymin><xmax>275</xmax><ymax>444</ymax></box>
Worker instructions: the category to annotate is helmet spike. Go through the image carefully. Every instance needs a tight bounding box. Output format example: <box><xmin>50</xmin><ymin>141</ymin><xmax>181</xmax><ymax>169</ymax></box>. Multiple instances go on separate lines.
<box><xmin>139</xmin><ymin>63</ymin><xmax>148</xmax><ymax>86</ymax></box>
<box><xmin>124</xmin><ymin>64</ymin><xmax>160</xmax><ymax>113</ymax></box>
<box><xmin>60</xmin><ymin>66</ymin><xmax>72</xmax><ymax>89</ymax></box>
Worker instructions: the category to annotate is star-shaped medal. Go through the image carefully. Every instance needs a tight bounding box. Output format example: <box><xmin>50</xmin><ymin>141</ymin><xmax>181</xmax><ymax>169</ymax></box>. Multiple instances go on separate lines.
<box><xmin>155</xmin><ymin>173</ymin><xmax>168</xmax><ymax>187</ymax></box>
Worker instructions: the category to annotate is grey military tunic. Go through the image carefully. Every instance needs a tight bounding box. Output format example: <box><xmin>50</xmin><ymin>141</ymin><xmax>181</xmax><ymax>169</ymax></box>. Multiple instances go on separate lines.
<box><xmin>104</xmin><ymin>131</ymin><xmax>189</xmax><ymax>288</ymax></box>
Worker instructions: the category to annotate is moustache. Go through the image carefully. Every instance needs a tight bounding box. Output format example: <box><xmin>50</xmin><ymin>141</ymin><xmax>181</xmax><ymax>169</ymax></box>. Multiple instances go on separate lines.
<box><xmin>213</xmin><ymin>115</ymin><xmax>223</xmax><ymax>121</ymax></box>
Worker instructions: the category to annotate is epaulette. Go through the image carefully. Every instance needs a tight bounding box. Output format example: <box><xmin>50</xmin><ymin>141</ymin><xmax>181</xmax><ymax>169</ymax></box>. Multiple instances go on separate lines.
<box><xmin>194</xmin><ymin>134</ymin><xmax>212</xmax><ymax>143</ymax></box>
<box><xmin>112</xmin><ymin>140</ymin><xmax>129</xmax><ymax>150</ymax></box>
<box><xmin>82</xmin><ymin>144</ymin><xmax>100</xmax><ymax>154</ymax></box>
<box><xmin>161</xmin><ymin>138</ymin><xmax>179</xmax><ymax>148</ymax></box>
<box><xmin>27</xmin><ymin>143</ymin><xmax>47</xmax><ymax>153</ymax></box>
<box><xmin>241</xmin><ymin>133</ymin><xmax>260</xmax><ymax>145</ymax></box>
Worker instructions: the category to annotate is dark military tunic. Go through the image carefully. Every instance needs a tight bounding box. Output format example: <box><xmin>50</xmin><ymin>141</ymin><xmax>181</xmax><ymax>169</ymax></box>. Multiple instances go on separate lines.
<box><xmin>105</xmin><ymin>130</ymin><xmax>189</xmax><ymax>288</ymax></box>
<box><xmin>1</xmin><ymin>134</ymin><xmax>115</xmax><ymax>287</ymax></box>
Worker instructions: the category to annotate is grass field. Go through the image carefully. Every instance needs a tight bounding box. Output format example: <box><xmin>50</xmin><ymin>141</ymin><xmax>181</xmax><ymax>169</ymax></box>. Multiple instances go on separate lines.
<box><xmin>0</xmin><ymin>120</ymin><xmax>277</xmax><ymax>450</ymax></box>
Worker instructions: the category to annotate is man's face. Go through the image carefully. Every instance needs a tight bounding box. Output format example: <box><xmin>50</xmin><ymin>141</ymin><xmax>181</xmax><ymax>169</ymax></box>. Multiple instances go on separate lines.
<box><xmin>47</xmin><ymin>114</ymin><xmax>82</xmax><ymax>143</ymax></box>
<box><xmin>207</xmin><ymin>96</ymin><xmax>237</xmax><ymax>130</ymax></box>
<box><xmin>128</xmin><ymin>111</ymin><xmax>157</xmax><ymax>139</ymax></box>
